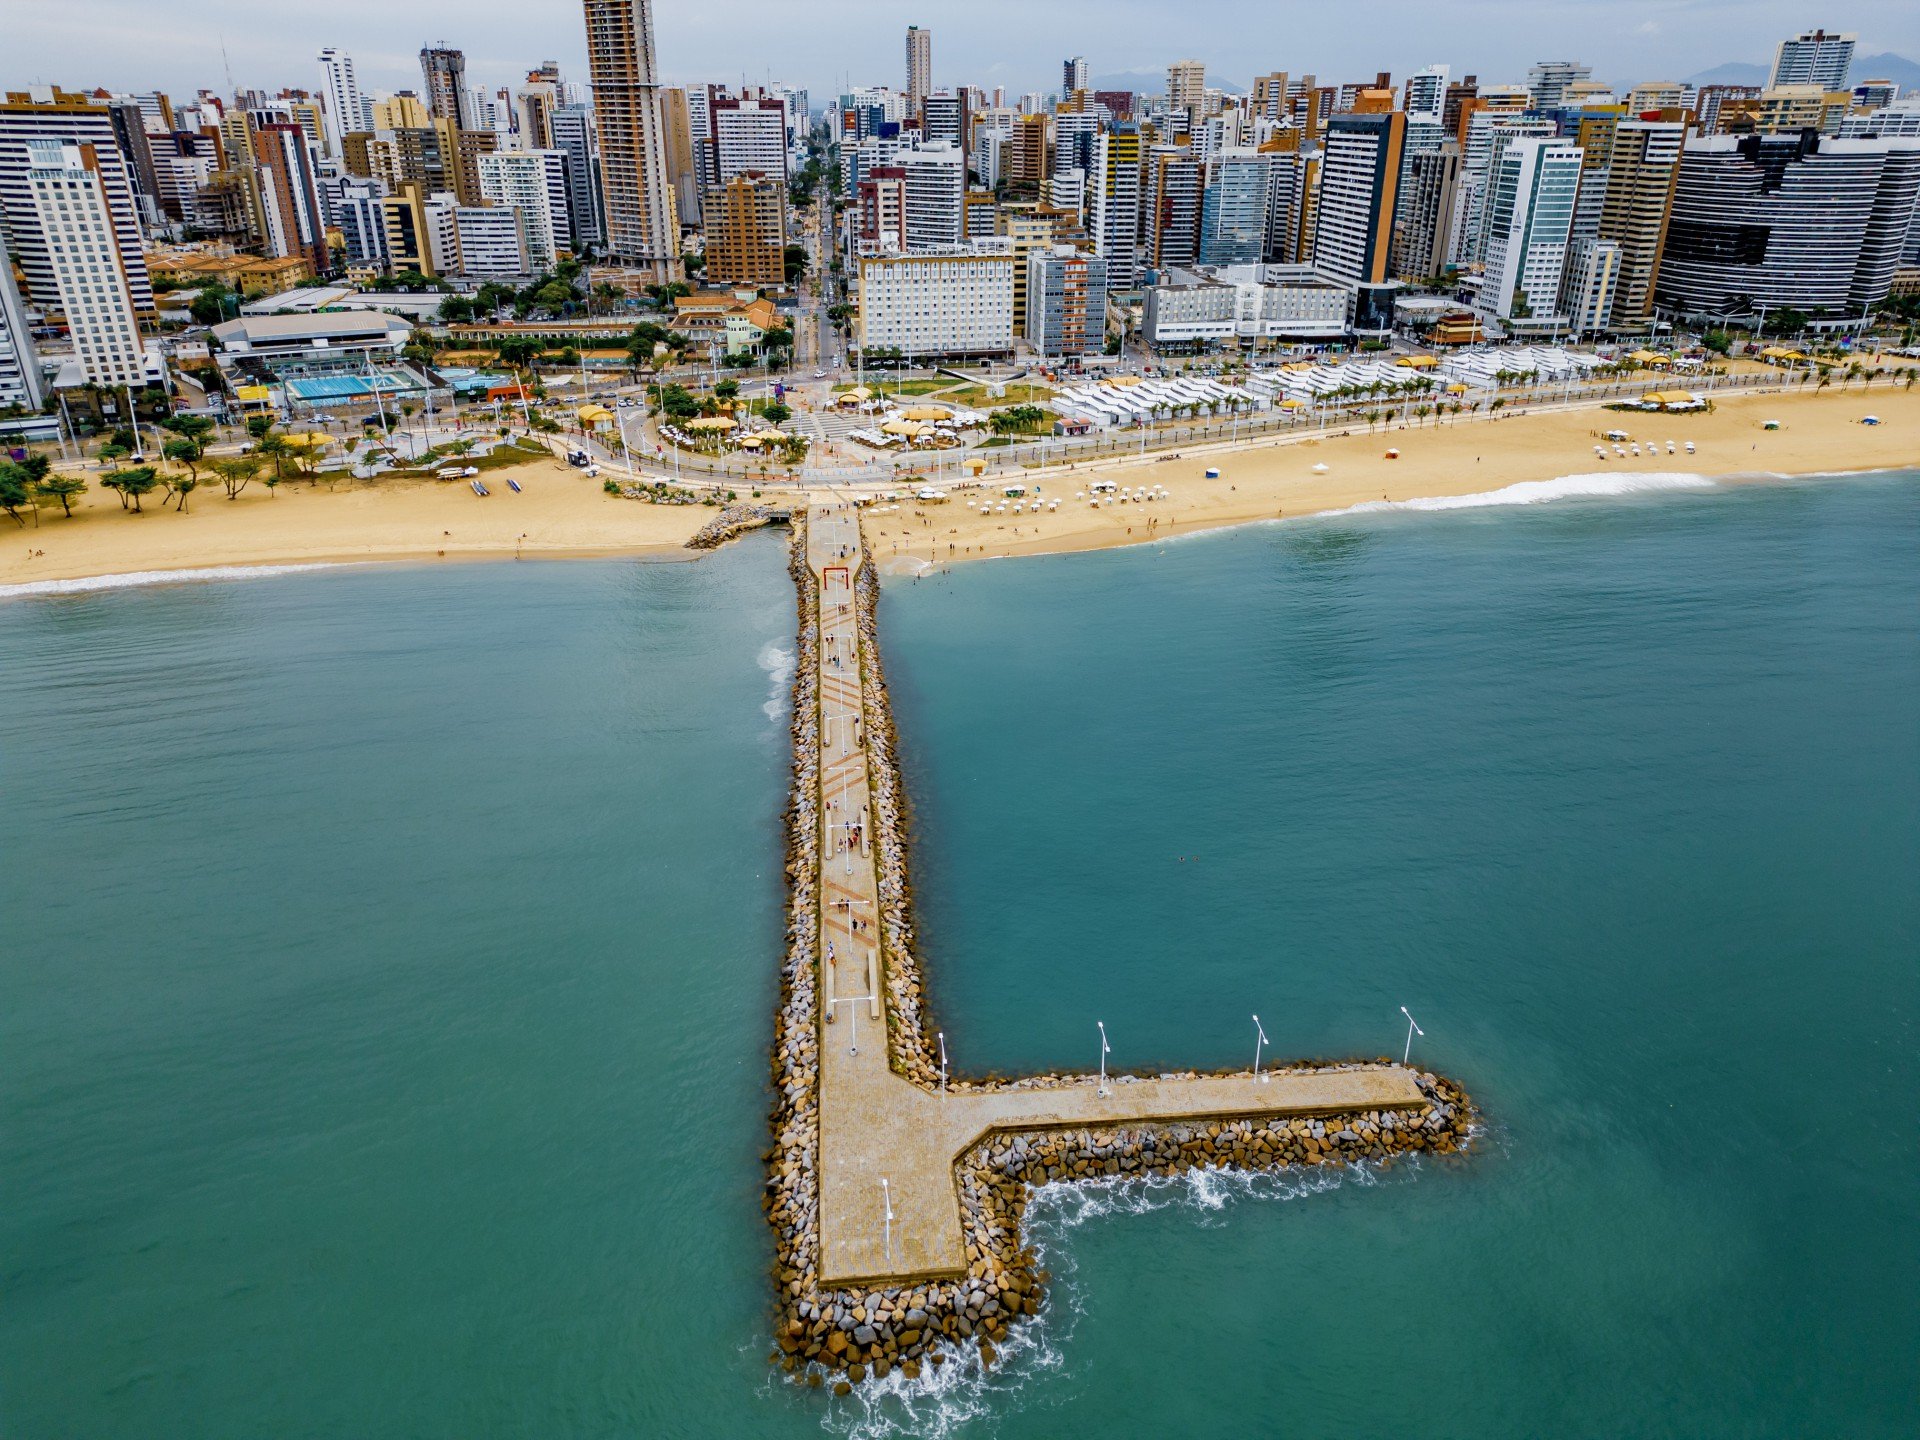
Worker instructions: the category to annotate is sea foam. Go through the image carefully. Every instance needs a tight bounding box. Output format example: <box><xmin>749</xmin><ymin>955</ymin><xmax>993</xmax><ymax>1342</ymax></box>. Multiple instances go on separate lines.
<box><xmin>1324</xmin><ymin>470</ymin><xmax>1717</xmax><ymax>518</ymax></box>
<box><xmin>822</xmin><ymin>1161</ymin><xmax>1395</xmax><ymax>1440</ymax></box>
<box><xmin>758</xmin><ymin>640</ymin><xmax>796</xmax><ymax>722</ymax></box>
<box><xmin>0</xmin><ymin>562</ymin><xmax>348</xmax><ymax>601</ymax></box>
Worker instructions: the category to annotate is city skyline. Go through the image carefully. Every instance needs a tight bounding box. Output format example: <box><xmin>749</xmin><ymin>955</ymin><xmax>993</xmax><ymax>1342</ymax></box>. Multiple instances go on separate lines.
<box><xmin>15</xmin><ymin>1</ymin><xmax>1920</xmax><ymax>101</ymax></box>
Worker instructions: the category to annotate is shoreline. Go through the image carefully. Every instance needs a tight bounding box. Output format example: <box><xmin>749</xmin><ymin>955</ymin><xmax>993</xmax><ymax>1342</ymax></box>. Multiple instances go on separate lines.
<box><xmin>4</xmin><ymin>387</ymin><xmax>1912</xmax><ymax>596</ymax></box>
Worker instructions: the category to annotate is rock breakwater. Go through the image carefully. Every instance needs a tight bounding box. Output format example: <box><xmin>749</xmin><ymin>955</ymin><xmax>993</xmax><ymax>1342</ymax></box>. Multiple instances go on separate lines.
<box><xmin>763</xmin><ymin>518</ymin><xmax>1477</xmax><ymax>1388</ymax></box>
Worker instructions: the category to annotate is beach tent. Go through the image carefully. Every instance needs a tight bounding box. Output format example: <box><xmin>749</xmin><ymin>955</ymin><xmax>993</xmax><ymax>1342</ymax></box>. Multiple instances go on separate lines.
<box><xmin>836</xmin><ymin>387</ymin><xmax>873</xmax><ymax>407</ymax></box>
<box><xmin>1762</xmin><ymin>419</ymin><xmax>1782</xmax><ymax>430</ymax></box>
<box><xmin>687</xmin><ymin>415</ymin><xmax>737</xmax><ymax>431</ymax></box>
<box><xmin>281</xmin><ymin>431</ymin><xmax>332</xmax><ymax>450</ymax></box>
<box><xmin>900</xmin><ymin>405</ymin><xmax>950</xmax><ymax>422</ymax></box>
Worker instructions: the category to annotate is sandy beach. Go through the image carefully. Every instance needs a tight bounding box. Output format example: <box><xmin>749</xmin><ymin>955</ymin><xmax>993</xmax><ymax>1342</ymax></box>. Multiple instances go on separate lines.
<box><xmin>850</xmin><ymin>386</ymin><xmax>1920</xmax><ymax>568</ymax></box>
<box><xmin>4</xmin><ymin>385</ymin><xmax>1914</xmax><ymax>592</ymax></box>
<box><xmin>1</xmin><ymin>452</ymin><xmax>707</xmax><ymax>591</ymax></box>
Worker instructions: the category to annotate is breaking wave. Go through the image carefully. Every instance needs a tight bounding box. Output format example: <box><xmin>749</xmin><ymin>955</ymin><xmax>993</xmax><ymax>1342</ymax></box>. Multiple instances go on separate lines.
<box><xmin>0</xmin><ymin>563</ymin><xmax>349</xmax><ymax>601</ymax></box>
<box><xmin>1323</xmin><ymin>471</ymin><xmax>1717</xmax><ymax>518</ymax></box>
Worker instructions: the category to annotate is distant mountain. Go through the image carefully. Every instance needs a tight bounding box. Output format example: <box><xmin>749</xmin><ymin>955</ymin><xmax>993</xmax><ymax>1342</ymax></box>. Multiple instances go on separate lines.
<box><xmin>1852</xmin><ymin>53</ymin><xmax>1920</xmax><ymax>94</ymax></box>
<box><xmin>1683</xmin><ymin>53</ymin><xmax>1920</xmax><ymax>93</ymax></box>
<box><xmin>1684</xmin><ymin>61</ymin><xmax>1767</xmax><ymax>87</ymax></box>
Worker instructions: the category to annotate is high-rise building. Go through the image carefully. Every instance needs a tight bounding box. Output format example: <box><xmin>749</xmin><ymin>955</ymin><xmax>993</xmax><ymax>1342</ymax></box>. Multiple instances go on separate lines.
<box><xmin>1390</xmin><ymin>139</ymin><xmax>1461</xmax><ymax>279</ymax></box>
<box><xmin>1527</xmin><ymin>60</ymin><xmax>1594</xmax><ymax>110</ymax></box>
<box><xmin>1168</xmin><ymin>60</ymin><xmax>1207</xmax><ymax>121</ymax></box>
<box><xmin>906</xmin><ymin>26</ymin><xmax>933</xmax><ymax>114</ymax></box>
<box><xmin>997</xmin><ymin>203</ymin><xmax>1064</xmax><ymax>331</ymax></box>
<box><xmin>1477</xmin><ymin>136</ymin><xmax>1583</xmax><ymax>325</ymax></box>
<box><xmin>550</xmin><ymin>105</ymin><xmax>605</xmax><ymax>246</ymax></box>
<box><xmin>479</xmin><ymin>149</ymin><xmax>562</xmax><ymax>270</ymax></box>
<box><xmin>715</xmin><ymin>97</ymin><xmax>789</xmax><ymax>185</ymax></box>
<box><xmin>419</xmin><ymin>45</ymin><xmax>472</xmax><ymax>130</ymax></box>
<box><xmin>856</xmin><ymin>165</ymin><xmax>907</xmax><ymax>254</ymax></box>
<box><xmin>0</xmin><ymin>96</ymin><xmax>156</xmax><ymax>317</ymax></box>
<box><xmin>1591</xmin><ymin>120</ymin><xmax>1683</xmax><ymax>328</ymax></box>
<box><xmin>319</xmin><ymin>48</ymin><xmax>373</xmax><ymax>155</ymax></box>
<box><xmin>1091</xmin><ymin>127</ymin><xmax>1144</xmax><ymax>287</ymax></box>
<box><xmin>1768</xmin><ymin>29</ymin><xmax>1856</xmax><ymax>90</ymax></box>
<box><xmin>703</xmin><ymin>171</ymin><xmax>785</xmax><ymax>286</ymax></box>
<box><xmin>251</xmin><ymin>123</ymin><xmax>330</xmax><ymax>274</ymax></box>
<box><xmin>1063</xmin><ymin>57</ymin><xmax>1090</xmax><ymax>97</ymax></box>
<box><xmin>1658</xmin><ymin>132</ymin><xmax>1920</xmax><ymax>315</ymax></box>
<box><xmin>922</xmin><ymin>92</ymin><xmax>965</xmax><ymax>149</ymax></box>
<box><xmin>0</xmin><ymin>226</ymin><xmax>44</xmax><ymax>414</ymax></box>
<box><xmin>25</xmin><ymin>138</ymin><xmax>145</xmax><ymax>387</ymax></box>
<box><xmin>1405</xmin><ymin>65</ymin><xmax>1450</xmax><ymax>123</ymax></box>
<box><xmin>1027</xmin><ymin>245</ymin><xmax>1107</xmax><ymax>355</ymax></box>
<box><xmin>582</xmin><ymin>0</ymin><xmax>680</xmax><ymax>278</ymax></box>
<box><xmin>1145</xmin><ymin>146</ymin><xmax>1204</xmax><ymax>270</ymax></box>
<box><xmin>1850</xmin><ymin>80</ymin><xmax>1901</xmax><ymax>114</ymax></box>
<box><xmin>1198</xmin><ymin>150</ymin><xmax>1273</xmax><ymax>267</ymax></box>
<box><xmin>1313</xmin><ymin>108</ymin><xmax>1406</xmax><ymax>286</ymax></box>
<box><xmin>901</xmin><ymin>142</ymin><xmax>966</xmax><ymax>251</ymax></box>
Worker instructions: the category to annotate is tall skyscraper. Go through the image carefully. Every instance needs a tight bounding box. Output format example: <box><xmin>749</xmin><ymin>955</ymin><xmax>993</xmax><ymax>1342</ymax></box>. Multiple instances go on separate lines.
<box><xmin>906</xmin><ymin>27</ymin><xmax>933</xmax><ymax>113</ymax></box>
<box><xmin>1404</xmin><ymin>65</ymin><xmax>1450</xmax><ymax>123</ymax></box>
<box><xmin>480</xmin><ymin>150</ymin><xmax>563</xmax><ymax>270</ymax></box>
<box><xmin>25</xmin><ymin>139</ymin><xmax>146</xmax><ymax>388</ymax></box>
<box><xmin>319</xmin><ymin>49</ymin><xmax>373</xmax><ymax>153</ymax></box>
<box><xmin>1313</xmin><ymin>108</ymin><xmax>1406</xmax><ymax>286</ymax></box>
<box><xmin>1063</xmin><ymin>57</ymin><xmax>1090</xmax><ymax>96</ymax></box>
<box><xmin>419</xmin><ymin>45</ymin><xmax>472</xmax><ymax>130</ymax></box>
<box><xmin>0</xmin><ymin>96</ymin><xmax>156</xmax><ymax>317</ymax></box>
<box><xmin>1477</xmin><ymin>137</ymin><xmax>1583</xmax><ymax>324</ymax></box>
<box><xmin>1168</xmin><ymin>60</ymin><xmax>1207</xmax><ymax>120</ymax></box>
<box><xmin>1768</xmin><ymin>29</ymin><xmax>1856</xmax><ymax>90</ymax></box>
<box><xmin>1592</xmin><ymin>119</ymin><xmax>1684</xmax><ymax>328</ymax></box>
<box><xmin>1526</xmin><ymin>60</ymin><xmax>1593</xmax><ymax>110</ymax></box>
<box><xmin>550</xmin><ymin>104</ymin><xmax>605</xmax><ymax>246</ymax></box>
<box><xmin>582</xmin><ymin>0</ymin><xmax>680</xmax><ymax>279</ymax></box>
<box><xmin>703</xmin><ymin>171</ymin><xmax>786</xmax><ymax>286</ymax></box>
<box><xmin>1091</xmin><ymin>127</ymin><xmax>1144</xmax><ymax>288</ymax></box>
<box><xmin>1197</xmin><ymin>150</ymin><xmax>1273</xmax><ymax>266</ymax></box>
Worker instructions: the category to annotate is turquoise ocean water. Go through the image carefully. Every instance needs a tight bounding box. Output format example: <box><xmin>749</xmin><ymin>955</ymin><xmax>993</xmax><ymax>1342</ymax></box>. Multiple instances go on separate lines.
<box><xmin>3</xmin><ymin>471</ymin><xmax>1915</xmax><ymax>1437</ymax></box>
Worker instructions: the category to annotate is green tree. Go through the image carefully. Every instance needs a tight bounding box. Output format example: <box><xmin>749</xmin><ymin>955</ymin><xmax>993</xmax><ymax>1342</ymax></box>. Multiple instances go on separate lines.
<box><xmin>1703</xmin><ymin>329</ymin><xmax>1732</xmax><ymax>355</ymax></box>
<box><xmin>36</xmin><ymin>471</ymin><xmax>87</xmax><ymax>517</ymax></box>
<box><xmin>0</xmin><ymin>462</ymin><xmax>29</xmax><ymax>525</ymax></box>
<box><xmin>497</xmin><ymin>336</ymin><xmax>545</xmax><ymax>368</ymax></box>
<box><xmin>163</xmin><ymin>434</ymin><xmax>204</xmax><ymax>479</ymax></box>
<box><xmin>246</xmin><ymin>415</ymin><xmax>276</xmax><ymax>441</ymax></box>
<box><xmin>169</xmin><ymin>470</ymin><xmax>201</xmax><ymax>512</ymax></box>
<box><xmin>783</xmin><ymin>245</ymin><xmax>810</xmax><ymax>284</ymax></box>
<box><xmin>713</xmin><ymin>379</ymin><xmax>741</xmax><ymax>402</ymax></box>
<box><xmin>189</xmin><ymin>283</ymin><xmax>237</xmax><ymax>326</ymax></box>
<box><xmin>438</xmin><ymin>294</ymin><xmax>478</xmax><ymax>324</ymax></box>
<box><xmin>763</xmin><ymin>401</ymin><xmax>792</xmax><ymax>425</ymax></box>
<box><xmin>255</xmin><ymin>432</ymin><xmax>291</xmax><ymax>480</ymax></box>
<box><xmin>101</xmin><ymin>466</ymin><xmax>160</xmax><ymax>512</ymax></box>
<box><xmin>211</xmin><ymin>455</ymin><xmax>261</xmax><ymax>500</ymax></box>
<box><xmin>162</xmin><ymin>413</ymin><xmax>215</xmax><ymax>447</ymax></box>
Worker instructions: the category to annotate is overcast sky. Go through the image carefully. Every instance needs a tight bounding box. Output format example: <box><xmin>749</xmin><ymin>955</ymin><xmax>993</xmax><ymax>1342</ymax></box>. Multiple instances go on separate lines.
<box><xmin>12</xmin><ymin>1</ymin><xmax>1920</xmax><ymax>102</ymax></box>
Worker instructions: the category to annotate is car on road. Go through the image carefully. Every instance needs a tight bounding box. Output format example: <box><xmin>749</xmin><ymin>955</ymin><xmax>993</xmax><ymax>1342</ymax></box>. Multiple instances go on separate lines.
<box><xmin>813</xmin><ymin>369</ymin><xmax>827</xmax><ymax>379</ymax></box>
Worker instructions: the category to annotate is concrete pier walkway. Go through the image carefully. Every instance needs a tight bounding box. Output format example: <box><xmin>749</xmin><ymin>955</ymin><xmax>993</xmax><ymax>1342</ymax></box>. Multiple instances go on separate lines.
<box><xmin>803</xmin><ymin>503</ymin><xmax>1428</xmax><ymax>1289</ymax></box>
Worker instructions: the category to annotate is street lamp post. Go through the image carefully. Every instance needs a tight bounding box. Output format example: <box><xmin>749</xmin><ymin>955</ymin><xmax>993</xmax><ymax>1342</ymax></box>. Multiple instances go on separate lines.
<box><xmin>1400</xmin><ymin>1006</ymin><xmax>1424</xmax><ymax>1066</ymax></box>
<box><xmin>1096</xmin><ymin>1020</ymin><xmax>1111</xmax><ymax>1097</ymax></box>
<box><xmin>1252</xmin><ymin>1013</ymin><xmax>1270</xmax><ymax>1083</ymax></box>
<box><xmin>881</xmin><ymin>1177</ymin><xmax>894</xmax><ymax>1264</ymax></box>
<box><xmin>938</xmin><ymin>1030</ymin><xmax>948</xmax><ymax>1094</ymax></box>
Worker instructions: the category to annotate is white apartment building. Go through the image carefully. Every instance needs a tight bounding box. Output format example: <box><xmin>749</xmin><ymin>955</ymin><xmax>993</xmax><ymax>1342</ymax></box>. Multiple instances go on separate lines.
<box><xmin>318</xmin><ymin>48</ymin><xmax>374</xmax><ymax>154</ymax></box>
<box><xmin>454</xmin><ymin>205</ymin><xmax>532</xmax><ymax>278</ymax></box>
<box><xmin>26</xmin><ymin>139</ymin><xmax>145</xmax><ymax>387</ymax></box>
<box><xmin>478</xmin><ymin>149</ymin><xmax>561</xmax><ymax>269</ymax></box>
<box><xmin>1769</xmin><ymin>29</ymin><xmax>1856</xmax><ymax>90</ymax></box>
<box><xmin>857</xmin><ymin>240</ymin><xmax>1014</xmax><ymax>356</ymax></box>
<box><xmin>1477</xmin><ymin>137</ymin><xmax>1583</xmax><ymax>326</ymax></box>
<box><xmin>1404</xmin><ymin>65</ymin><xmax>1449</xmax><ymax>123</ymax></box>
<box><xmin>715</xmin><ymin>99</ymin><xmax>788</xmax><ymax>184</ymax></box>
<box><xmin>901</xmin><ymin>142</ymin><xmax>966</xmax><ymax>251</ymax></box>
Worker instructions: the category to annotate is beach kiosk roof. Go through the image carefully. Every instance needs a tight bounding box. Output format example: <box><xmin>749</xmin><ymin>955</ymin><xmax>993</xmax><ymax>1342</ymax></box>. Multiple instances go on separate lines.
<box><xmin>899</xmin><ymin>405</ymin><xmax>950</xmax><ymax>422</ymax></box>
<box><xmin>281</xmin><ymin>430</ymin><xmax>331</xmax><ymax>449</ymax></box>
<box><xmin>687</xmin><ymin>415</ymin><xmax>737</xmax><ymax>431</ymax></box>
<box><xmin>1445</xmin><ymin>382</ymin><xmax>1469</xmax><ymax>394</ymax></box>
<box><xmin>879</xmin><ymin>418</ymin><xmax>928</xmax><ymax>437</ymax></box>
<box><xmin>1395</xmin><ymin>354</ymin><xmax>1440</xmax><ymax>368</ymax></box>
<box><xmin>837</xmin><ymin>386</ymin><xmax>873</xmax><ymax>405</ymax></box>
<box><xmin>576</xmin><ymin>403</ymin><xmax>614</xmax><ymax>425</ymax></box>
<box><xmin>738</xmin><ymin>433</ymin><xmax>767</xmax><ymax>448</ymax></box>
